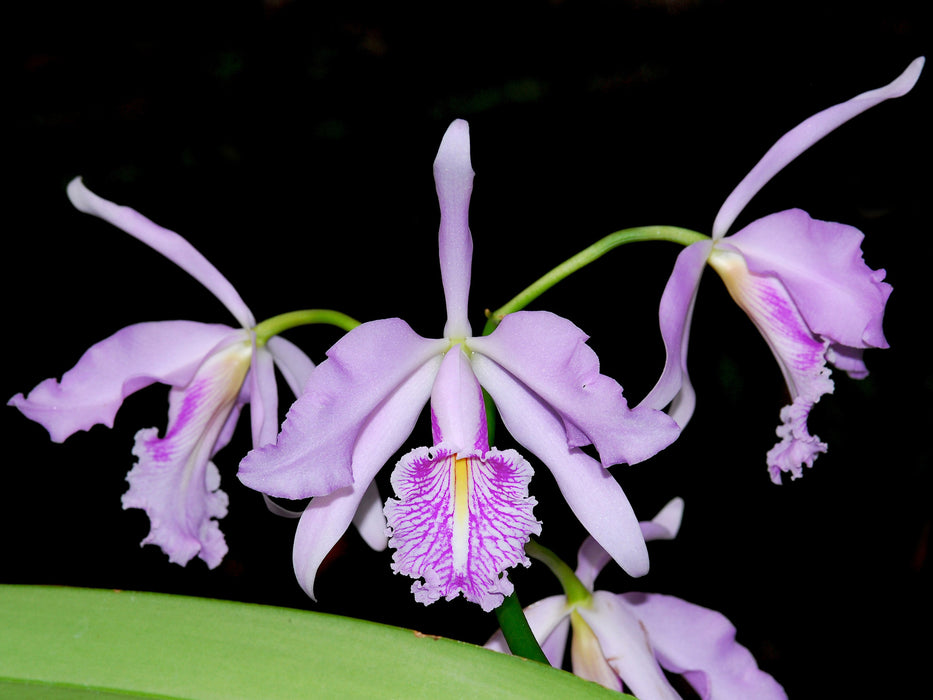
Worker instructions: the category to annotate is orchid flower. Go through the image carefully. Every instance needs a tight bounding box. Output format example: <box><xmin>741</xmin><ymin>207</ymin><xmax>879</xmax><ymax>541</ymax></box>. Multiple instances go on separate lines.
<box><xmin>9</xmin><ymin>178</ymin><xmax>314</xmax><ymax>568</ymax></box>
<box><xmin>239</xmin><ymin>119</ymin><xmax>680</xmax><ymax>608</ymax></box>
<box><xmin>486</xmin><ymin>500</ymin><xmax>786</xmax><ymax>699</ymax></box>
<box><xmin>641</xmin><ymin>57</ymin><xmax>924</xmax><ymax>483</ymax></box>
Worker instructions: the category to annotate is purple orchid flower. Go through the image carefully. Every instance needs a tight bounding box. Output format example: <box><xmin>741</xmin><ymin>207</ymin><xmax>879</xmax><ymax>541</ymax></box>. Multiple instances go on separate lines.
<box><xmin>486</xmin><ymin>500</ymin><xmax>786</xmax><ymax>699</ymax></box>
<box><xmin>9</xmin><ymin>178</ymin><xmax>314</xmax><ymax>568</ymax></box>
<box><xmin>641</xmin><ymin>58</ymin><xmax>924</xmax><ymax>483</ymax></box>
<box><xmin>239</xmin><ymin>119</ymin><xmax>680</xmax><ymax>608</ymax></box>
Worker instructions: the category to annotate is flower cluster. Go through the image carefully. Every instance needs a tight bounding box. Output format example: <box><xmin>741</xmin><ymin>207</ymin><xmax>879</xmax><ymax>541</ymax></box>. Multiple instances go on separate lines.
<box><xmin>8</xmin><ymin>56</ymin><xmax>923</xmax><ymax>695</ymax></box>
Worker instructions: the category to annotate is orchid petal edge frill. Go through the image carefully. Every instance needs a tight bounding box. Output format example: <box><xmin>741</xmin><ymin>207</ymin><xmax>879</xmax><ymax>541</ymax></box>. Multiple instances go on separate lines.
<box><xmin>121</xmin><ymin>334</ymin><xmax>253</xmax><ymax>568</ymax></box>
<box><xmin>385</xmin><ymin>443</ymin><xmax>540</xmax><ymax>612</ymax></box>
<box><xmin>642</xmin><ymin>58</ymin><xmax>921</xmax><ymax>481</ymax></box>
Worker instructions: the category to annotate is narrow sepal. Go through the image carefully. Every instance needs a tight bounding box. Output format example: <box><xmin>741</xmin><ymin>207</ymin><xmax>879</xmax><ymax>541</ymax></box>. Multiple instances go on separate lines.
<box><xmin>713</xmin><ymin>57</ymin><xmax>924</xmax><ymax>238</ymax></box>
<box><xmin>435</xmin><ymin>120</ymin><xmax>475</xmax><ymax>340</ymax></box>
<box><xmin>639</xmin><ymin>240</ymin><xmax>713</xmax><ymax>428</ymax></box>
<box><xmin>67</xmin><ymin>178</ymin><xmax>255</xmax><ymax>328</ymax></box>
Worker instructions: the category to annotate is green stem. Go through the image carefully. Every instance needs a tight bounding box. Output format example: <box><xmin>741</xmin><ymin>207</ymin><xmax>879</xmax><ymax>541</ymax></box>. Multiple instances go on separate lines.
<box><xmin>253</xmin><ymin>309</ymin><xmax>361</xmax><ymax>345</ymax></box>
<box><xmin>493</xmin><ymin>592</ymin><xmax>550</xmax><ymax>664</ymax></box>
<box><xmin>525</xmin><ymin>539</ymin><xmax>591</xmax><ymax>606</ymax></box>
<box><xmin>482</xmin><ymin>225</ymin><xmax>708</xmax><ymax>334</ymax></box>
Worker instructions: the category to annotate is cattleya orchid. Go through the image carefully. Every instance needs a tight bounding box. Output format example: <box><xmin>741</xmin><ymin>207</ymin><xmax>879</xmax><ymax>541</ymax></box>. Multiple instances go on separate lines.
<box><xmin>486</xmin><ymin>500</ymin><xmax>786</xmax><ymax>699</ymax></box>
<box><xmin>642</xmin><ymin>57</ymin><xmax>924</xmax><ymax>482</ymax></box>
<box><xmin>239</xmin><ymin>119</ymin><xmax>680</xmax><ymax>609</ymax></box>
<box><xmin>9</xmin><ymin>179</ymin><xmax>314</xmax><ymax>568</ymax></box>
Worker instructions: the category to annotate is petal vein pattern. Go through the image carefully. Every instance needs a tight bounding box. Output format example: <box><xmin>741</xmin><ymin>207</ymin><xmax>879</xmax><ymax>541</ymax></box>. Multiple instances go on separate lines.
<box><xmin>385</xmin><ymin>445</ymin><xmax>540</xmax><ymax>612</ymax></box>
<box><xmin>123</xmin><ymin>335</ymin><xmax>252</xmax><ymax>568</ymax></box>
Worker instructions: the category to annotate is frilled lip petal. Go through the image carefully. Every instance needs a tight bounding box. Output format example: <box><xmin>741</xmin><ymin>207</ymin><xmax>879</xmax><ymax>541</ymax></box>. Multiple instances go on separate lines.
<box><xmin>709</xmin><ymin>240</ymin><xmax>833</xmax><ymax>482</ymax></box>
<box><xmin>290</xmin><ymin>355</ymin><xmax>441</xmax><ymax>600</ymax></box>
<box><xmin>9</xmin><ymin>321</ymin><xmax>246</xmax><ymax>442</ymax></box>
<box><xmin>713</xmin><ymin>57</ymin><xmax>925</xmax><ymax>238</ymax></box>
<box><xmin>724</xmin><ymin>209</ymin><xmax>891</xmax><ymax>349</ymax></box>
<box><xmin>470</xmin><ymin>311</ymin><xmax>679</xmax><ymax>466</ymax></box>
<box><xmin>385</xmin><ymin>442</ymin><xmax>540</xmax><ymax>612</ymax></box>
<box><xmin>577</xmin><ymin>592</ymin><xmax>679</xmax><ymax>700</ymax></box>
<box><xmin>472</xmin><ymin>353</ymin><xmax>650</xmax><ymax>578</ymax></box>
<box><xmin>237</xmin><ymin>318</ymin><xmax>447</xmax><ymax>499</ymax></box>
<box><xmin>67</xmin><ymin>178</ymin><xmax>255</xmax><ymax>328</ymax></box>
<box><xmin>618</xmin><ymin>592</ymin><xmax>787</xmax><ymax>699</ymax></box>
<box><xmin>639</xmin><ymin>240</ymin><xmax>713</xmax><ymax>429</ymax></box>
<box><xmin>123</xmin><ymin>337</ymin><xmax>254</xmax><ymax>569</ymax></box>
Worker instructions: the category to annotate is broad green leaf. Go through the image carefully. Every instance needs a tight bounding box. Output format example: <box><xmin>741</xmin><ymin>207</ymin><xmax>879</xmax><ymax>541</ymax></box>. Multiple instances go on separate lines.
<box><xmin>0</xmin><ymin>586</ymin><xmax>630</xmax><ymax>699</ymax></box>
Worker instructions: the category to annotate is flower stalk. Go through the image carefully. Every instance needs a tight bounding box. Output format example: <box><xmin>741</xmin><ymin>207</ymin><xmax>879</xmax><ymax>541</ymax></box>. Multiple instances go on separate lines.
<box><xmin>525</xmin><ymin>539</ymin><xmax>591</xmax><ymax>606</ymax></box>
<box><xmin>253</xmin><ymin>309</ymin><xmax>361</xmax><ymax>345</ymax></box>
<box><xmin>483</xmin><ymin>225</ymin><xmax>707</xmax><ymax>334</ymax></box>
<box><xmin>492</xmin><ymin>593</ymin><xmax>550</xmax><ymax>665</ymax></box>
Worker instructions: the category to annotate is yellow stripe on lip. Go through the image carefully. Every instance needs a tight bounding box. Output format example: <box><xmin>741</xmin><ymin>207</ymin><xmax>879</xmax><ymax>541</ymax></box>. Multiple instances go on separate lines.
<box><xmin>451</xmin><ymin>457</ymin><xmax>470</xmax><ymax>571</ymax></box>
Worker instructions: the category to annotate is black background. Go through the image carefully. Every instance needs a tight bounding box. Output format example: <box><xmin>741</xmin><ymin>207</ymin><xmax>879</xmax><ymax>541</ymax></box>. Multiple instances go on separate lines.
<box><xmin>6</xmin><ymin>1</ymin><xmax>931</xmax><ymax>697</ymax></box>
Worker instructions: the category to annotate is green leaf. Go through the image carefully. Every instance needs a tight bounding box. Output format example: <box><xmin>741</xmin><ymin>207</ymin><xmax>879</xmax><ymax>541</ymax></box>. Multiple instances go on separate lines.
<box><xmin>0</xmin><ymin>585</ymin><xmax>631</xmax><ymax>699</ymax></box>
